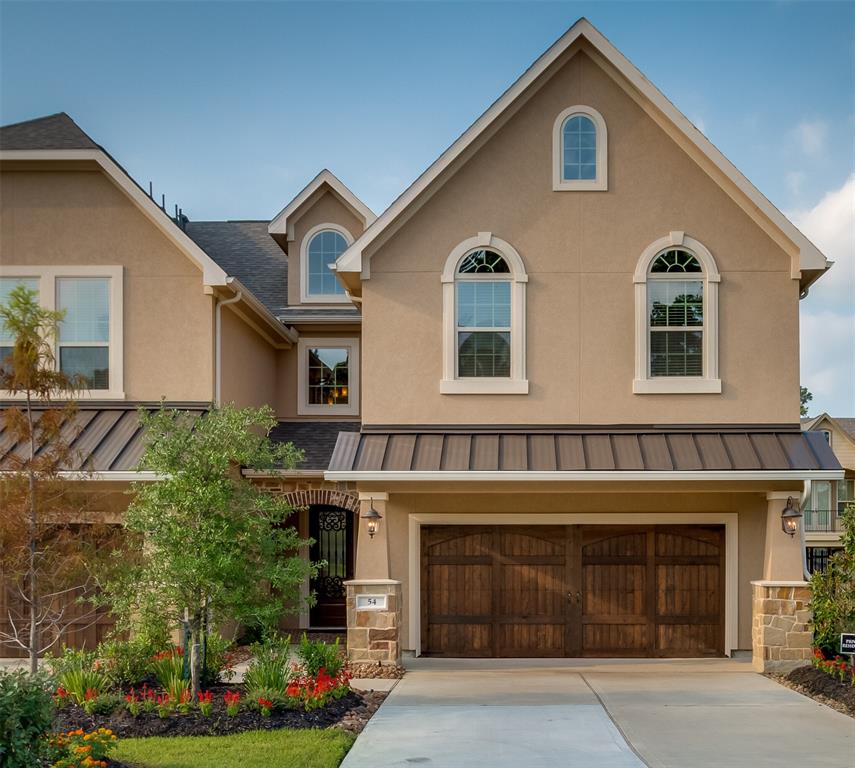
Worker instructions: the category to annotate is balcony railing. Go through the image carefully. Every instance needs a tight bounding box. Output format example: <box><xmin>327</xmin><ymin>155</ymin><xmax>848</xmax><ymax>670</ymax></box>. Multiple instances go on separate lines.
<box><xmin>803</xmin><ymin>509</ymin><xmax>844</xmax><ymax>533</ymax></box>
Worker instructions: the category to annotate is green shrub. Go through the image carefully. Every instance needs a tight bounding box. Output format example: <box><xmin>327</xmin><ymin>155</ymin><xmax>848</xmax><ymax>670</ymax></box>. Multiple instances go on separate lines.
<box><xmin>811</xmin><ymin>504</ymin><xmax>855</xmax><ymax>654</ymax></box>
<box><xmin>297</xmin><ymin>634</ymin><xmax>344</xmax><ymax>678</ymax></box>
<box><xmin>0</xmin><ymin>669</ymin><xmax>55</xmax><ymax>768</ymax></box>
<box><xmin>244</xmin><ymin>634</ymin><xmax>293</xmax><ymax>700</ymax></box>
<box><xmin>46</xmin><ymin>647</ymin><xmax>106</xmax><ymax>704</ymax></box>
<box><xmin>201</xmin><ymin>631</ymin><xmax>236</xmax><ymax>687</ymax></box>
<box><xmin>150</xmin><ymin>646</ymin><xmax>185</xmax><ymax>689</ymax></box>
<box><xmin>98</xmin><ymin>635</ymin><xmax>167</xmax><ymax>689</ymax></box>
<box><xmin>84</xmin><ymin>691</ymin><xmax>124</xmax><ymax>716</ymax></box>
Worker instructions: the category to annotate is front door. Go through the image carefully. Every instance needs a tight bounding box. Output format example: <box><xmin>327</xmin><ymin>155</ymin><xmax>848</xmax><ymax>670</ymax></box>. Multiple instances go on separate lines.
<box><xmin>421</xmin><ymin>524</ymin><xmax>724</xmax><ymax>658</ymax></box>
<box><xmin>309</xmin><ymin>505</ymin><xmax>355</xmax><ymax>628</ymax></box>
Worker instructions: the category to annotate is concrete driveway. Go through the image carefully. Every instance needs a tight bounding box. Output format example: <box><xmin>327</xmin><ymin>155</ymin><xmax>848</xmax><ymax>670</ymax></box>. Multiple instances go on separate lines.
<box><xmin>341</xmin><ymin>658</ymin><xmax>854</xmax><ymax>768</ymax></box>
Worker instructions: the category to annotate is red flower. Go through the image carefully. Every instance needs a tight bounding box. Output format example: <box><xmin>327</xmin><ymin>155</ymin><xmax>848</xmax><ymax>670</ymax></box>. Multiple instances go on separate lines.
<box><xmin>84</xmin><ymin>688</ymin><xmax>98</xmax><ymax>701</ymax></box>
<box><xmin>55</xmin><ymin>686</ymin><xmax>68</xmax><ymax>699</ymax></box>
<box><xmin>198</xmin><ymin>691</ymin><xmax>213</xmax><ymax>703</ymax></box>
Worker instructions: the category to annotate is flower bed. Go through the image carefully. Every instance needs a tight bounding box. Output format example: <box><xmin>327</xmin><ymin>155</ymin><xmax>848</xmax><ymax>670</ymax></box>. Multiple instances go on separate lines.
<box><xmin>53</xmin><ymin>685</ymin><xmax>387</xmax><ymax>738</ymax></box>
<box><xmin>778</xmin><ymin>665</ymin><xmax>855</xmax><ymax>718</ymax></box>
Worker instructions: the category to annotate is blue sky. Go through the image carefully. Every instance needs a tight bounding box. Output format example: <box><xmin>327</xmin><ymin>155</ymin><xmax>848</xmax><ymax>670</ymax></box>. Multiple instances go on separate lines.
<box><xmin>2</xmin><ymin>1</ymin><xmax>853</xmax><ymax>415</ymax></box>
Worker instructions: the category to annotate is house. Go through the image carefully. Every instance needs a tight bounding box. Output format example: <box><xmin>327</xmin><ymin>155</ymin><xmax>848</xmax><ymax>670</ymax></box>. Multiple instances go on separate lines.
<box><xmin>801</xmin><ymin>414</ymin><xmax>855</xmax><ymax>570</ymax></box>
<box><xmin>0</xmin><ymin>19</ymin><xmax>842</xmax><ymax>671</ymax></box>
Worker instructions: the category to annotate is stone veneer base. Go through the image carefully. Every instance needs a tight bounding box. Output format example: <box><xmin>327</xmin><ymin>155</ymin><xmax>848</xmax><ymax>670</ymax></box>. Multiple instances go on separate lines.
<box><xmin>345</xmin><ymin>580</ymin><xmax>403</xmax><ymax>665</ymax></box>
<box><xmin>751</xmin><ymin>580</ymin><xmax>813</xmax><ymax>673</ymax></box>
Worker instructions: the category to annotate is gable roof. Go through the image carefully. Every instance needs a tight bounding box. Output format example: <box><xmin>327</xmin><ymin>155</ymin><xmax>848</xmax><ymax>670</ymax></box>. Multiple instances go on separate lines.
<box><xmin>0</xmin><ymin>114</ymin><xmax>229</xmax><ymax>287</ymax></box>
<box><xmin>0</xmin><ymin>112</ymin><xmax>99</xmax><ymax>150</ymax></box>
<box><xmin>335</xmin><ymin>18</ymin><xmax>829</xmax><ymax>289</ymax></box>
<box><xmin>803</xmin><ymin>413</ymin><xmax>855</xmax><ymax>448</ymax></box>
<box><xmin>268</xmin><ymin>169</ymin><xmax>375</xmax><ymax>244</ymax></box>
<box><xmin>185</xmin><ymin>220</ymin><xmax>288</xmax><ymax>314</ymax></box>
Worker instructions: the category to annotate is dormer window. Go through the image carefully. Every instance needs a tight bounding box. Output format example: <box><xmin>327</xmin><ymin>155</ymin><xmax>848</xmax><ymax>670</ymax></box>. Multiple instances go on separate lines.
<box><xmin>552</xmin><ymin>106</ymin><xmax>608</xmax><ymax>191</ymax></box>
<box><xmin>301</xmin><ymin>223</ymin><xmax>352</xmax><ymax>303</ymax></box>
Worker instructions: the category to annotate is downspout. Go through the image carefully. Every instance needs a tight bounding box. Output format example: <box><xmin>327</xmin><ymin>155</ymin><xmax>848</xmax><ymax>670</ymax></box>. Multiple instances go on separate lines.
<box><xmin>800</xmin><ymin>480</ymin><xmax>812</xmax><ymax>581</ymax></box>
<box><xmin>214</xmin><ymin>286</ymin><xmax>242</xmax><ymax>406</ymax></box>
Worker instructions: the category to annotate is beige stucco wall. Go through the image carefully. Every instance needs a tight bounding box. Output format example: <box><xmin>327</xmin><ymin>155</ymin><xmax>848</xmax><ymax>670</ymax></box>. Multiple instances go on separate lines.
<box><xmin>371</xmin><ymin>488</ymin><xmax>771</xmax><ymax>652</ymax></box>
<box><xmin>361</xmin><ymin>48</ymin><xmax>800</xmax><ymax>426</ymax></box>
<box><xmin>220</xmin><ymin>305</ymin><xmax>278</xmax><ymax>410</ymax></box>
<box><xmin>287</xmin><ymin>189</ymin><xmax>366</xmax><ymax>308</ymax></box>
<box><xmin>0</xmin><ymin>168</ymin><xmax>214</xmax><ymax>402</ymax></box>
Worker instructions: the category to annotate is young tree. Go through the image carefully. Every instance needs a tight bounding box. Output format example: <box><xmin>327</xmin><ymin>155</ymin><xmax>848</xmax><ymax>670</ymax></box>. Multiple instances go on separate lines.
<box><xmin>0</xmin><ymin>285</ymin><xmax>107</xmax><ymax>672</ymax></box>
<box><xmin>102</xmin><ymin>404</ymin><xmax>316</xmax><ymax>696</ymax></box>
<box><xmin>810</xmin><ymin>503</ymin><xmax>855</xmax><ymax>654</ymax></box>
<box><xmin>800</xmin><ymin>386</ymin><xmax>813</xmax><ymax>417</ymax></box>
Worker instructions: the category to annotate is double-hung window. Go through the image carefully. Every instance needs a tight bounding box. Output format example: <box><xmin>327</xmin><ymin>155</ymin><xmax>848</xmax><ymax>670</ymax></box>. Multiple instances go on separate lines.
<box><xmin>456</xmin><ymin>251</ymin><xmax>512</xmax><ymax>378</ymax></box>
<box><xmin>441</xmin><ymin>233</ymin><xmax>528</xmax><ymax>394</ymax></box>
<box><xmin>633</xmin><ymin>233</ymin><xmax>720</xmax><ymax>394</ymax></box>
<box><xmin>0</xmin><ymin>266</ymin><xmax>123</xmax><ymax>397</ymax></box>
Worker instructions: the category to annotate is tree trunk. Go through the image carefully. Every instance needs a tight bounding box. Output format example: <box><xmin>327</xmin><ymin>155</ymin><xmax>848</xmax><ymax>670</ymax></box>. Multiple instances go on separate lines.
<box><xmin>25</xmin><ymin>390</ymin><xmax>39</xmax><ymax>674</ymax></box>
<box><xmin>189</xmin><ymin>610</ymin><xmax>202</xmax><ymax>698</ymax></box>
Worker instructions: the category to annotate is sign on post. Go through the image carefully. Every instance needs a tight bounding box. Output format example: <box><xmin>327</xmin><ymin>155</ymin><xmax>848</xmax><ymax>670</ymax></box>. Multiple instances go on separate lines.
<box><xmin>356</xmin><ymin>594</ymin><xmax>388</xmax><ymax>612</ymax></box>
<box><xmin>840</xmin><ymin>633</ymin><xmax>855</xmax><ymax>655</ymax></box>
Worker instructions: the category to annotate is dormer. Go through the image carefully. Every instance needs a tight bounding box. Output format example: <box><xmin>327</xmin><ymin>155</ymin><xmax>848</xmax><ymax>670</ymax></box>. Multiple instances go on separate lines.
<box><xmin>268</xmin><ymin>170</ymin><xmax>374</xmax><ymax>307</ymax></box>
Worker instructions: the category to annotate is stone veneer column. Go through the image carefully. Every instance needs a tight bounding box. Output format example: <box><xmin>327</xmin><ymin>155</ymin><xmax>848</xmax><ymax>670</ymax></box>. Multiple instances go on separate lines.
<box><xmin>344</xmin><ymin>579</ymin><xmax>402</xmax><ymax>665</ymax></box>
<box><xmin>751</xmin><ymin>580</ymin><xmax>813</xmax><ymax>673</ymax></box>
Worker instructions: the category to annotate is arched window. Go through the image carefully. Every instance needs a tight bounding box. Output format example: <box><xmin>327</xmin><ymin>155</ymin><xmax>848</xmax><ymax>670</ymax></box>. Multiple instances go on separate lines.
<box><xmin>441</xmin><ymin>233</ymin><xmax>528</xmax><ymax>394</ymax></box>
<box><xmin>301</xmin><ymin>224</ymin><xmax>352</xmax><ymax>302</ymax></box>
<box><xmin>553</xmin><ymin>106</ymin><xmax>608</xmax><ymax>191</ymax></box>
<box><xmin>633</xmin><ymin>232</ymin><xmax>721</xmax><ymax>394</ymax></box>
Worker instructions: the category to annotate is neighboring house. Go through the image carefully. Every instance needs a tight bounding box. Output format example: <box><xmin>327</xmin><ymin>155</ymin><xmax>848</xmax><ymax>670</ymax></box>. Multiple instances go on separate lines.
<box><xmin>801</xmin><ymin>414</ymin><xmax>855</xmax><ymax>571</ymax></box>
<box><xmin>0</xmin><ymin>19</ymin><xmax>842</xmax><ymax>669</ymax></box>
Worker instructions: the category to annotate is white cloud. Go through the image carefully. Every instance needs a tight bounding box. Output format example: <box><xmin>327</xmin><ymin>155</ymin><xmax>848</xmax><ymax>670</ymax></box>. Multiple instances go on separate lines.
<box><xmin>785</xmin><ymin>170</ymin><xmax>805</xmax><ymax>197</ymax></box>
<box><xmin>794</xmin><ymin>119</ymin><xmax>828</xmax><ymax>156</ymax></box>
<box><xmin>792</xmin><ymin>175</ymin><xmax>855</xmax><ymax>415</ymax></box>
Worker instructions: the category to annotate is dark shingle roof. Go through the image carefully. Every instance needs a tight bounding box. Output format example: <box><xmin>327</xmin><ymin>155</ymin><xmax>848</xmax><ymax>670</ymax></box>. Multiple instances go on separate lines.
<box><xmin>270</xmin><ymin>421</ymin><xmax>360</xmax><ymax>471</ymax></box>
<box><xmin>836</xmin><ymin>418</ymin><xmax>855</xmax><ymax>443</ymax></box>
<box><xmin>277</xmin><ymin>307</ymin><xmax>361</xmax><ymax>323</ymax></box>
<box><xmin>184</xmin><ymin>221</ymin><xmax>288</xmax><ymax>314</ymax></box>
<box><xmin>0</xmin><ymin>112</ymin><xmax>100</xmax><ymax>150</ymax></box>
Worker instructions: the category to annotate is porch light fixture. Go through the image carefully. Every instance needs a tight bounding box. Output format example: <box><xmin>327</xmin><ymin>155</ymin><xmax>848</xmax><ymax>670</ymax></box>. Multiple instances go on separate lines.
<box><xmin>361</xmin><ymin>501</ymin><xmax>382</xmax><ymax>539</ymax></box>
<box><xmin>780</xmin><ymin>496</ymin><xmax>802</xmax><ymax>537</ymax></box>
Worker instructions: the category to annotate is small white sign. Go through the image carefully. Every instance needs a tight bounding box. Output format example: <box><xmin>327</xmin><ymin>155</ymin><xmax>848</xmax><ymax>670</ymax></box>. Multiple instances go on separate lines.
<box><xmin>356</xmin><ymin>594</ymin><xmax>388</xmax><ymax>611</ymax></box>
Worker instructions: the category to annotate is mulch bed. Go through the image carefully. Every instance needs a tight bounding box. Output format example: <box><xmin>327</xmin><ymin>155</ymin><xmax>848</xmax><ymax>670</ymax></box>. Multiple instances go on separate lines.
<box><xmin>769</xmin><ymin>665</ymin><xmax>855</xmax><ymax>718</ymax></box>
<box><xmin>54</xmin><ymin>687</ymin><xmax>387</xmax><ymax>739</ymax></box>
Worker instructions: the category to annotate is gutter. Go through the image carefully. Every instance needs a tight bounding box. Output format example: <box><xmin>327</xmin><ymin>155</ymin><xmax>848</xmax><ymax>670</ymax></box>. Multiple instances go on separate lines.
<box><xmin>214</xmin><ymin>287</ymin><xmax>242</xmax><ymax>405</ymax></box>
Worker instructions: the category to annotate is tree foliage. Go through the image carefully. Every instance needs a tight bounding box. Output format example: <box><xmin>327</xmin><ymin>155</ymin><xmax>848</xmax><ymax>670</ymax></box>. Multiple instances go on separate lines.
<box><xmin>101</xmin><ymin>403</ymin><xmax>316</xmax><ymax>695</ymax></box>
<box><xmin>810</xmin><ymin>503</ymin><xmax>855</xmax><ymax>653</ymax></box>
<box><xmin>0</xmin><ymin>285</ymin><xmax>112</xmax><ymax>671</ymax></box>
<box><xmin>800</xmin><ymin>386</ymin><xmax>813</xmax><ymax>417</ymax></box>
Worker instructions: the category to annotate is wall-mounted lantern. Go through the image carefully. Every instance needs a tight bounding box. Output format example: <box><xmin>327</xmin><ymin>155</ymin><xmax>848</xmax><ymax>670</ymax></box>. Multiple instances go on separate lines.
<box><xmin>361</xmin><ymin>501</ymin><xmax>383</xmax><ymax>539</ymax></box>
<box><xmin>780</xmin><ymin>496</ymin><xmax>802</xmax><ymax>537</ymax></box>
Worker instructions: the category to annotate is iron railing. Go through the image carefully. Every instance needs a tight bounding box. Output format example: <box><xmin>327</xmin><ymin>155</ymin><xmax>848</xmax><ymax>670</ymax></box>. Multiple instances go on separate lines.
<box><xmin>803</xmin><ymin>509</ymin><xmax>844</xmax><ymax>533</ymax></box>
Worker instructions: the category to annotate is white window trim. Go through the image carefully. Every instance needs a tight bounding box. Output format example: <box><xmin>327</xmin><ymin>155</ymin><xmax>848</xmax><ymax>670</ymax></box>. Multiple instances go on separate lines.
<box><xmin>633</xmin><ymin>232</ymin><xmax>720</xmax><ymax>394</ymax></box>
<box><xmin>0</xmin><ymin>265</ymin><xmax>124</xmax><ymax>399</ymax></box>
<box><xmin>552</xmin><ymin>105</ymin><xmax>608</xmax><ymax>192</ymax></box>
<box><xmin>441</xmin><ymin>232</ymin><xmax>528</xmax><ymax>395</ymax></box>
<box><xmin>297</xmin><ymin>336</ymin><xmax>360</xmax><ymax>416</ymax></box>
<box><xmin>299</xmin><ymin>223</ymin><xmax>353</xmax><ymax>304</ymax></box>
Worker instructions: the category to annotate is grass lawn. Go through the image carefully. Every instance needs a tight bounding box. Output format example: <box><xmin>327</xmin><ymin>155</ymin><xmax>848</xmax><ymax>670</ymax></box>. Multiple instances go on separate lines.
<box><xmin>113</xmin><ymin>728</ymin><xmax>355</xmax><ymax>768</ymax></box>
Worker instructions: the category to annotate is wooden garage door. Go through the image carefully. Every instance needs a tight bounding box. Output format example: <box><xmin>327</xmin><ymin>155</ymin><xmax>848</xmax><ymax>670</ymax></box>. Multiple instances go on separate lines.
<box><xmin>421</xmin><ymin>524</ymin><xmax>724</xmax><ymax>658</ymax></box>
<box><xmin>421</xmin><ymin>526</ymin><xmax>573</xmax><ymax>657</ymax></box>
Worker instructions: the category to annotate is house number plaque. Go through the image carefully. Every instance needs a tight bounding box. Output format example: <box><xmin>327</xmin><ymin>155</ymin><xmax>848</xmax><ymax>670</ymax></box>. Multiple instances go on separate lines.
<box><xmin>356</xmin><ymin>594</ymin><xmax>388</xmax><ymax>611</ymax></box>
